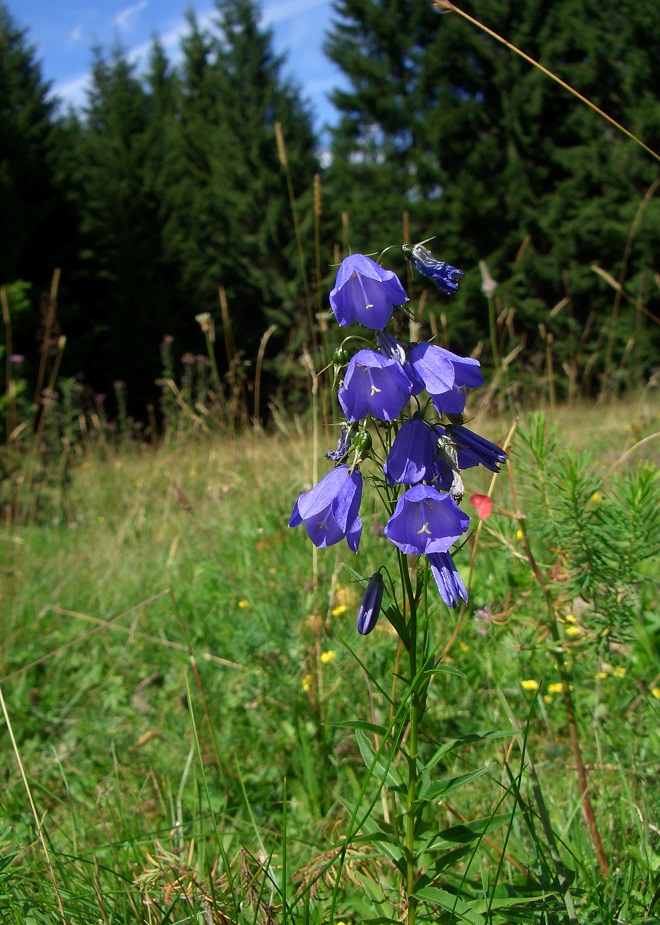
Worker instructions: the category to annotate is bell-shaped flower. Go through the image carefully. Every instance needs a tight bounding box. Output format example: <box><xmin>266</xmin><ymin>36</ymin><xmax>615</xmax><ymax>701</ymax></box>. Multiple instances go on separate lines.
<box><xmin>357</xmin><ymin>572</ymin><xmax>385</xmax><ymax>635</ymax></box>
<box><xmin>289</xmin><ymin>465</ymin><xmax>363</xmax><ymax>552</ymax></box>
<box><xmin>375</xmin><ymin>329</ymin><xmax>407</xmax><ymax>364</ymax></box>
<box><xmin>384</xmin><ymin>418</ymin><xmax>436</xmax><ymax>485</ymax></box>
<box><xmin>452</xmin><ymin>425</ymin><xmax>507</xmax><ymax>471</ymax></box>
<box><xmin>427</xmin><ymin>552</ymin><xmax>468</xmax><ymax>608</ymax></box>
<box><xmin>430</xmin><ymin>385</ymin><xmax>468</xmax><ymax>416</ymax></box>
<box><xmin>438</xmin><ymin>424</ymin><xmax>507</xmax><ymax>472</ymax></box>
<box><xmin>330</xmin><ymin>254</ymin><xmax>409</xmax><ymax>330</ymax></box>
<box><xmin>405</xmin><ymin>342</ymin><xmax>455</xmax><ymax>398</ymax></box>
<box><xmin>383</xmin><ymin>484</ymin><xmax>470</xmax><ymax>555</ymax></box>
<box><xmin>338</xmin><ymin>349</ymin><xmax>413</xmax><ymax>422</ymax></box>
<box><xmin>436</xmin><ymin>345</ymin><xmax>484</xmax><ymax>390</ymax></box>
<box><xmin>403</xmin><ymin>243</ymin><xmax>464</xmax><ymax>296</ymax></box>
<box><xmin>407</xmin><ymin>341</ymin><xmax>484</xmax><ymax>401</ymax></box>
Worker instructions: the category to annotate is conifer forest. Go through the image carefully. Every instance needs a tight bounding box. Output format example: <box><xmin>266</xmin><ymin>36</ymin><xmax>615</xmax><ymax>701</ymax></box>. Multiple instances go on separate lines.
<box><xmin>1</xmin><ymin>0</ymin><xmax>659</xmax><ymax>421</ymax></box>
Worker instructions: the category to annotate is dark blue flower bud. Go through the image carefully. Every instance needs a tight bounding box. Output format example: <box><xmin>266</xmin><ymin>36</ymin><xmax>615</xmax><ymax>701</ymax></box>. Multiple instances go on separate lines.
<box><xmin>357</xmin><ymin>572</ymin><xmax>385</xmax><ymax>635</ymax></box>
<box><xmin>402</xmin><ymin>243</ymin><xmax>464</xmax><ymax>296</ymax></box>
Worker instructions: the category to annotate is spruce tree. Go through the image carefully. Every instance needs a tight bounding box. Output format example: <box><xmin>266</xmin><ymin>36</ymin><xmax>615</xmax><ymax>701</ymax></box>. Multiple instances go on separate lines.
<box><xmin>67</xmin><ymin>46</ymin><xmax>177</xmax><ymax>403</ymax></box>
<box><xmin>164</xmin><ymin>0</ymin><xmax>319</xmax><ymax>357</ymax></box>
<box><xmin>325</xmin><ymin>0</ymin><xmax>660</xmax><ymax>369</ymax></box>
<box><xmin>0</xmin><ymin>3</ymin><xmax>61</xmax><ymax>287</ymax></box>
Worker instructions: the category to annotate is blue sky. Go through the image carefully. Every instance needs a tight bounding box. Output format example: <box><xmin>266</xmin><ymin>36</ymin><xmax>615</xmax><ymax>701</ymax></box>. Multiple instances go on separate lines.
<box><xmin>5</xmin><ymin>0</ymin><xmax>348</xmax><ymax>135</ymax></box>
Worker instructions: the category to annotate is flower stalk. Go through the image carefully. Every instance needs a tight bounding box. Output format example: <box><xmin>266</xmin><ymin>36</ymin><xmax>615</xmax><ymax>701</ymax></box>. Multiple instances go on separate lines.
<box><xmin>400</xmin><ymin>551</ymin><xmax>420</xmax><ymax>924</ymax></box>
<box><xmin>289</xmin><ymin>241</ymin><xmax>508</xmax><ymax>922</ymax></box>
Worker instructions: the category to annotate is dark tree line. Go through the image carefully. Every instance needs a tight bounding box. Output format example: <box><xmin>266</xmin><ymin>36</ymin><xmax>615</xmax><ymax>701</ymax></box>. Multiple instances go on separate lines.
<box><xmin>1</xmin><ymin>0</ymin><xmax>320</xmax><ymax>414</ymax></box>
<box><xmin>325</xmin><ymin>0</ymin><xmax>660</xmax><ymax>374</ymax></box>
<box><xmin>1</xmin><ymin>0</ymin><xmax>659</xmax><ymax>418</ymax></box>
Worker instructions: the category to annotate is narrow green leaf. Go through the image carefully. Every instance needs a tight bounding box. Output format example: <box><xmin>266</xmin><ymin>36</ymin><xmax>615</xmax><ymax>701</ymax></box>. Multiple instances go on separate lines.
<box><xmin>413</xmin><ymin>886</ymin><xmax>485</xmax><ymax>924</ymax></box>
<box><xmin>356</xmin><ymin>728</ymin><xmax>405</xmax><ymax>792</ymax></box>
<box><xmin>330</xmin><ymin>719</ymin><xmax>389</xmax><ymax>736</ymax></box>
<box><xmin>418</xmin><ymin>765</ymin><xmax>491</xmax><ymax>803</ymax></box>
<box><xmin>424</xmin><ymin>813</ymin><xmax>511</xmax><ymax>850</ymax></box>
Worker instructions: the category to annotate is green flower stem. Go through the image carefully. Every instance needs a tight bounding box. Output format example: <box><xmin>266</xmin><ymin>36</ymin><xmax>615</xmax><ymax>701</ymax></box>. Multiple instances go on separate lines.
<box><xmin>399</xmin><ymin>549</ymin><xmax>419</xmax><ymax>925</ymax></box>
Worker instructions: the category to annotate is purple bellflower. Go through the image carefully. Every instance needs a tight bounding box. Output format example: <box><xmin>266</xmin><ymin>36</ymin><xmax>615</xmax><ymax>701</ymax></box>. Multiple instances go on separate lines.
<box><xmin>403</xmin><ymin>243</ymin><xmax>464</xmax><ymax>296</ymax></box>
<box><xmin>330</xmin><ymin>254</ymin><xmax>409</xmax><ymax>330</ymax></box>
<box><xmin>444</xmin><ymin>424</ymin><xmax>507</xmax><ymax>472</ymax></box>
<box><xmin>427</xmin><ymin>552</ymin><xmax>468</xmax><ymax>609</ymax></box>
<box><xmin>289</xmin><ymin>465</ymin><xmax>363</xmax><ymax>552</ymax></box>
<box><xmin>405</xmin><ymin>342</ymin><xmax>455</xmax><ymax>398</ymax></box>
<box><xmin>375</xmin><ymin>329</ymin><xmax>407</xmax><ymax>364</ymax></box>
<box><xmin>431</xmin><ymin>386</ymin><xmax>469</xmax><ymax>416</ymax></box>
<box><xmin>434</xmin><ymin>345</ymin><xmax>484</xmax><ymax>390</ymax></box>
<box><xmin>406</xmin><ymin>342</ymin><xmax>484</xmax><ymax>415</ymax></box>
<box><xmin>384</xmin><ymin>418</ymin><xmax>437</xmax><ymax>485</ymax></box>
<box><xmin>339</xmin><ymin>349</ymin><xmax>413</xmax><ymax>422</ymax></box>
<box><xmin>383</xmin><ymin>485</ymin><xmax>470</xmax><ymax>555</ymax></box>
<box><xmin>357</xmin><ymin>572</ymin><xmax>385</xmax><ymax>635</ymax></box>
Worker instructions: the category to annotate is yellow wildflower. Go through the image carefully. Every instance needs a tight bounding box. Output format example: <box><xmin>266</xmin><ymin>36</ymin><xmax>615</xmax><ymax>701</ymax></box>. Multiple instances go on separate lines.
<box><xmin>238</xmin><ymin>599</ymin><xmax>250</xmax><ymax>609</ymax></box>
<box><xmin>332</xmin><ymin>605</ymin><xmax>347</xmax><ymax>617</ymax></box>
<box><xmin>320</xmin><ymin>650</ymin><xmax>336</xmax><ymax>664</ymax></box>
<box><xmin>543</xmin><ymin>695</ymin><xmax>553</xmax><ymax>704</ymax></box>
<box><xmin>547</xmin><ymin>682</ymin><xmax>564</xmax><ymax>695</ymax></box>
<box><xmin>521</xmin><ymin>679</ymin><xmax>540</xmax><ymax>692</ymax></box>
<box><xmin>590</xmin><ymin>492</ymin><xmax>603</xmax><ymax>504</ymax></box>
<box><xmin>301</xmin><ymin>674</ymin><xmax>313</xmax><ymax>693</ymax></box>
<box><xmin>612</xmin><ymin>666</ymin><xmax>626</xmax><ymax>679</ymax></box>
<box><xmin>565</xmin><ymin>625</ymin><xmax>581</xmax><ymax>637</ymax></box>
<box><xmin>458</xmin><ymin>642</ymin><xmax>470</xmax><ymax>653</ymax></box>
<box><xmin>651</xmin><ymin>688</ymin><xmax>660</xmax><ymax>700</ymax></box>
<box><xmin>598</xmin><ymin>671</ymin><xmax>608</xmax><ymax>680</ymax></box>
<box><xmin>564</xmin><ymin>613</ymin><xmax>576</xmax><ymax>624</ymax></box>
<box><xmin>515</xmin><ymin>529</ymin><xmax>523</xmax><ymax>541</ymax></box>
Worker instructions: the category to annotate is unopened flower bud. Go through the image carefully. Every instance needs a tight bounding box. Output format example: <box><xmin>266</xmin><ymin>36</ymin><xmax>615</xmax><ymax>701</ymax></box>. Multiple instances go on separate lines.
<box><xmin>402</xmin><ymin>242</ymin><xmax>463</xmax><ymax>296</ymax></box>
<box><xmin>354</xmin><ymin>431</ymin><xmax>372</xmax><ymax>454</ymax></box>
<box><xmin>357</xmin><ymin>572</ymin><xmax>385</xmax><ymax>635</ymax></box>
<box><xmin>332</xmin><ymin>346</ymin><xmax>349</xmax><ymax>367</ymax></box>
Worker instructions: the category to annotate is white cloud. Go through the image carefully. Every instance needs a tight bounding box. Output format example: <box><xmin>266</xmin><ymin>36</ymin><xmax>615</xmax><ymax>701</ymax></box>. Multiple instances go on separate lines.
<box><xmin>113</xmin><ymin>0</ymin><xmax>149</xmax><ymax>32</ymax></box>
<box><xmin>51</xmin><ymin>72</ymin><xmax>91</xmax><ymax>109</ymax></box>
<box><xmin>68</xmin><ymin>24</ymin><xmax>83</xmax><ymax>46</ymax></box>
<box><xmin>49</xmin><ymin>0</ymin><xmax>340</xmax><ymax>129</ymax></box>
<box><xmin>262</xmin><ymin>0</ymin><xmax>329</xmax><ymax>27</ymax></box>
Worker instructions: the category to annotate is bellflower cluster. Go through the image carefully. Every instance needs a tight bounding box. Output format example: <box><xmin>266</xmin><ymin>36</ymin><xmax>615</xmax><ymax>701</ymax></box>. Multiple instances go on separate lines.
<box><xmin>289</xmin><ymin>241</ymin><xmax>507</xmax><ymax>632</ymax></box>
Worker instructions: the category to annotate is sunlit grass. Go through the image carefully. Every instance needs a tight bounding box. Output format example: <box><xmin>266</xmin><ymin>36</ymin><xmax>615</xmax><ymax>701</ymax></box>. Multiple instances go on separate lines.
<box><xmin>1</xmin><ymin>397</ymin><xmax>658</xmax><ymax>922</ymax></box>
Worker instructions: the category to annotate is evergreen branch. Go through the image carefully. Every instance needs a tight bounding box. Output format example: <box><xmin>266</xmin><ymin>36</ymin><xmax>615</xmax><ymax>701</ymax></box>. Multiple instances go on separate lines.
<box><xmin>434</xmin><ymin>2</ymin><xmax>660</xmax><ymax>164</ymax></box>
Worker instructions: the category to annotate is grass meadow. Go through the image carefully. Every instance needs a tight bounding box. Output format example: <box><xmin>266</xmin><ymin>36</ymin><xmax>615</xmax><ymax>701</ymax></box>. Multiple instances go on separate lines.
<box><xmin>1</xmin><ymin>390</ymin><xmax>658</xmax><ymax>924</ymax></box>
